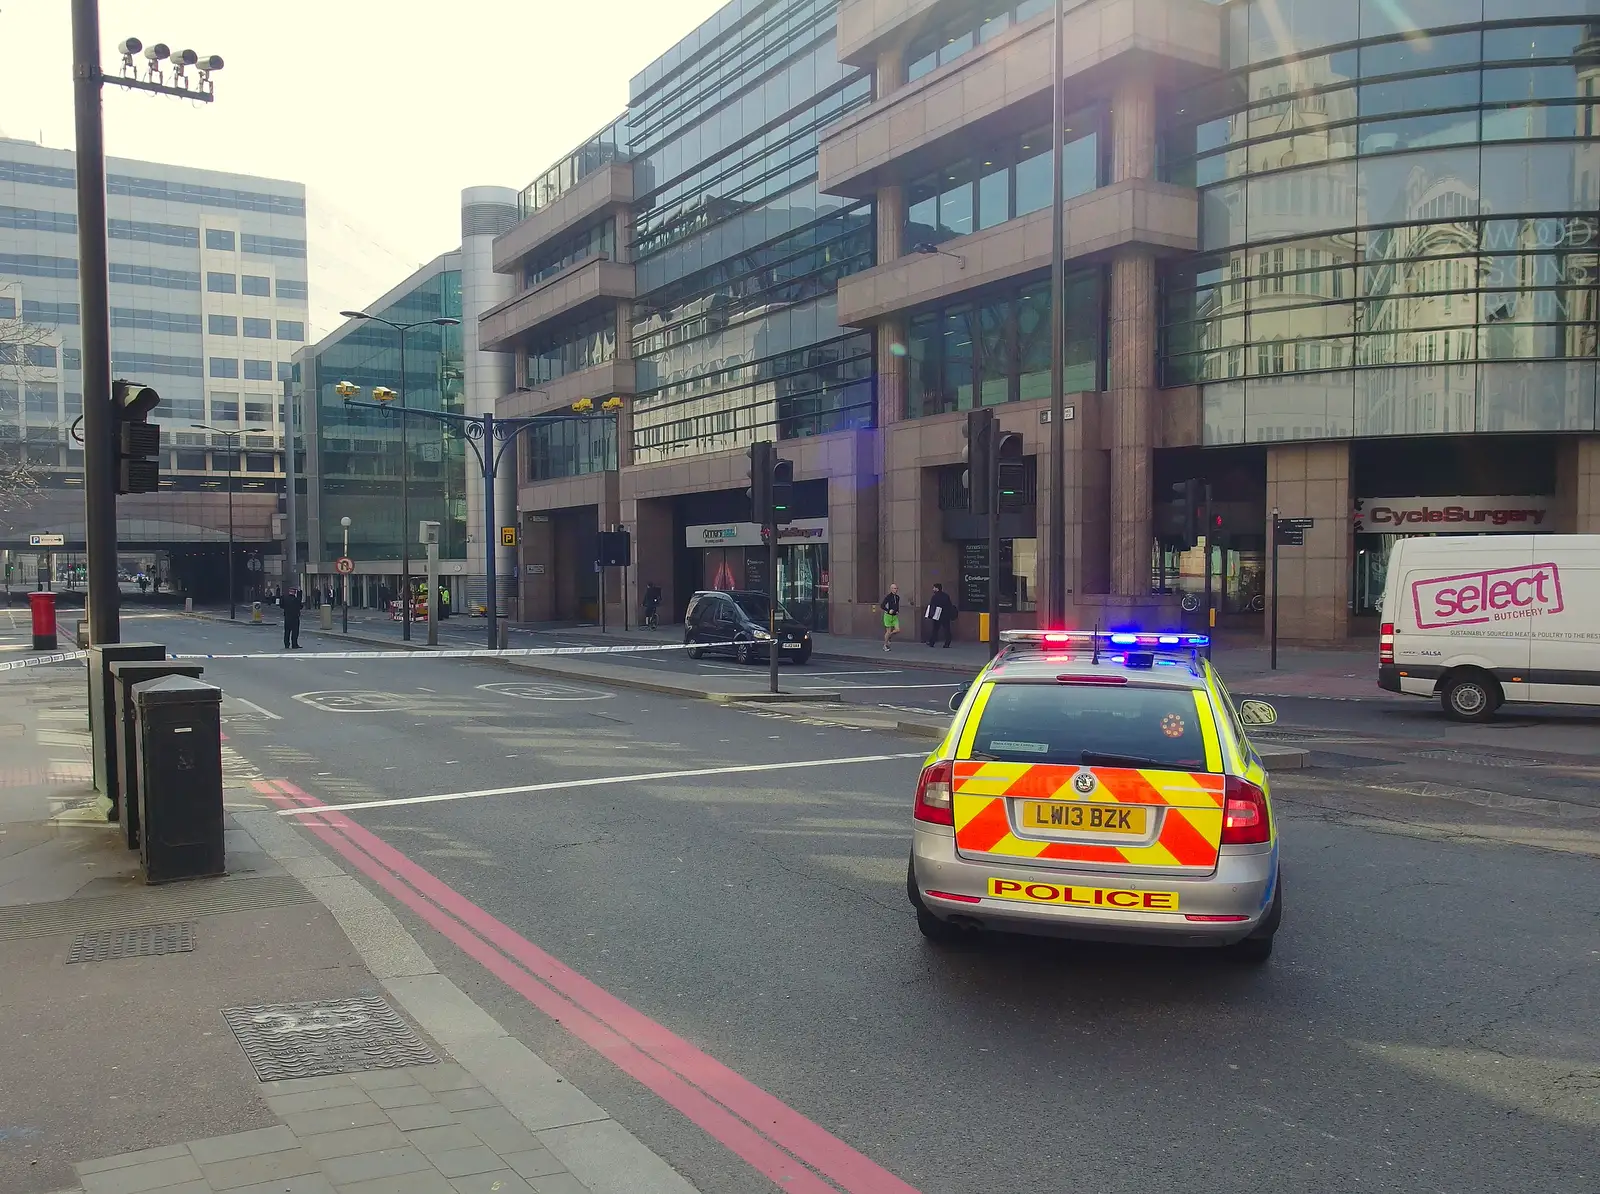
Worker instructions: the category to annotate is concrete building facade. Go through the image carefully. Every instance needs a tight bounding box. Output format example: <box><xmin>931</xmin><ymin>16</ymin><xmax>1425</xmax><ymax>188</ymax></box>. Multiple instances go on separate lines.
<box><xmin>493</xmin><ymin>0</ymin><xmax>1600</xmax><ymax>643</ymax></box>
<box><xmin>0</xmin><ymin>137</ymin><xmax>308</xmax><ymax>596</ymax></box>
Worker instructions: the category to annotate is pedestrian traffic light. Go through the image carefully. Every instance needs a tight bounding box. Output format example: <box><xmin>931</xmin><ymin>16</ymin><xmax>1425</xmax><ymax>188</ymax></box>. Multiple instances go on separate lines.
<box><xmin>1171</xmin><ymin>478</ymin><xmax>1204</xmax><ymax>548</ymax></box>
<box><xmin>113</xmin><ymin>378</ymin><xmax>161</xmax><ymax>494</ymax></box>
<box><xmin>965</xmin><ymin>408</ymin><xmax>994</xmax><ymax>516</ymax></box>
<box><xmin>996</xmin><ymin>431</ymin><xmax>1025</xmax><ymax>511</ymax></box>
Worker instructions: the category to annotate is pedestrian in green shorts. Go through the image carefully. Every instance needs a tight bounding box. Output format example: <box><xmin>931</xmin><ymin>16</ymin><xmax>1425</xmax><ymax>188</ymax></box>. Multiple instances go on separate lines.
<box><xmin>880</xmin><ymin>583</ymin><xmax>902</xmax><ymax>651</ymax></box>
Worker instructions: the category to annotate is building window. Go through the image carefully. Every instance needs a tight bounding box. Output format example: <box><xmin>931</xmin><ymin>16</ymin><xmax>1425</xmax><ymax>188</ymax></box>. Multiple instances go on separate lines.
<box><xmin>115</xmin><ymin>307</ymin><xmax>202</xmax><ymax>334</ymax></box>
<box><xmin>276</xmin><ymin>320</ymin><xmax>304</xmax><ymax>341</ymax></box>
<box><xmin>175</xmin><ymin>449</ymin><xmax>208</xmax><ymax>471</ymax></box>
<box><xmin>242</xmin><ymin>317</ymin><xmax>272</xmax><ymax>339</ymax></box>
<box><xmin>523</xmin><ymin>219</ymin><xmax>615</xmax><ymax>289</ymax></box>
<box><xmin>244</xmin><ymin>401</ymin><xmax>272</xmax><ymax>423</ymax></box>
<box><xmin>111</xmin><ymin>264</ymin><xmax>200</xmax><ymax>291</ymax></box>
<box><xmin>0</xmin><ymin>297</ymin><xmax>13</xmax><ymax>318</ymax></box>
<box><xmin>209</xmin><ymin>314</ymin><xmax>238</xmax><ymax>336</ymax></box>
<box><xmin>24</xmin><ymin>384</ymin><xmax>57</xmax><ymax>414</ymax></box>
<box><xmin>205</xmin><ymin>228</ymin><xmax>236</xmax><ymax>251</ymax></box>
<box><xmin>526</xmin><ymin>417</ymin><xmax>618</xmax><ymax>481</ymax></box>
<box><xmin>277</xmin><ymin>361</ymin><xmax>294</xmax><ymax>381</ymax></box>
<box><xmin>276</xmin><ymin>278</ymin><xmax>308</xmax><ymax>301</ymax></box>
<box><xmin>905</xmin><ymin>1</ymin><xmax>1052</xmax><ymax>82</ymax></box>
<box><xmin>210</xmin><ymin>395</ymin><xmax>240</xmax><ymax>422</ymax></box>
<box><xmin>24</xmin><ymin>344</ymin><xmax>57</xmax><ymax>368</ymax></box>
<box><xmin>243</xmin><ymin>359</ymin><xmax>273</xmax><ymax>381</ymax></box>
<box><xmin>159</xmin><ymin>397</ymin><xmax>204</xmax><ymax>421</ymax></box>
<box><xmin>209</xmin><ymin>357</ymin><xmax>239</xmax><ymax>379</ymax></box>
<box><xmin>241</xmin><ymin>233</ymin><xmax>306</xmax><ymax>259</ymax></box>
<box><xmin>63</xmin><ymin>348</ymin><xmax>81</xmax><ymax>370</ymax></box>
<box><xmin>241</xmin><ymin>275</ymin><xmax>271</xmax><ymax>297</ymax></box>
<box><xmin>64</xmin><ymin>392</ymin><xmax>83</xmax><ymax>415</ymax></box>
<box><xmin>206</xmin><ymin>271</ymin><xmax>236</xmax><ymax>293</ymax></box>
<box><xmin>245</xmin><ymin>452</ymin><xmax>276</xmax><ymax>472</ymax></box>
<box><xmin>525</xmin><ymin>312</ymin><xmax>617</xmax><ymax>384</ymax></box>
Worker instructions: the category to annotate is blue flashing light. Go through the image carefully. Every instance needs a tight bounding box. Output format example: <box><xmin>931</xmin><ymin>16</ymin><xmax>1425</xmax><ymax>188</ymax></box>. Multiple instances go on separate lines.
<box><xmin>1109</xmin><ymin>633</ymin><xmax>1138</xmax><ymax>645</ymax></box>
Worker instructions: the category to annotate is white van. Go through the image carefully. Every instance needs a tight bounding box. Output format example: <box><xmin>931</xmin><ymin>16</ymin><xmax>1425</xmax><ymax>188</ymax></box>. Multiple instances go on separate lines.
<box><xmin>1378</xmin><ymin>534</ymin><xmax>1600</xmax><ymax>720</ymax></box>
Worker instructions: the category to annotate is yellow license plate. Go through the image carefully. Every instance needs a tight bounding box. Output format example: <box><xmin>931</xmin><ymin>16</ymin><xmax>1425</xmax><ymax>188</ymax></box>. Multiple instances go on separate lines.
<box><xmin>1018</xmin><ymin>801</ymin><xmax>1147</xmax><ymax>836</ymax></box>
<box><xmin>988</xmin><ymin>878</ymin><xmax>1179</xmax><ymax>912</ymax></box>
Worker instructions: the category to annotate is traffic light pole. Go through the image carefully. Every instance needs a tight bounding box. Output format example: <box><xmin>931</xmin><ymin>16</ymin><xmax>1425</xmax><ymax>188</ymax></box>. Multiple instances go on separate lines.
<box><xmin>768</xmin><ymin>523</ymin><xmax>779</xmax><ymax>695</ymax></box>
<box><xmin>987</xmin><ymin>424</ymin><xmax>1000</xmax><ymax>660</ymax></box>
<box><xmin>72</xmin><ymin>0</ymin><xmax>119</xmax><ymax>646</ymax></box>
<box><xmin>1203</xmin><ymin>483</ymin><xmax>1214</xmax><ymax>635</ymax></box>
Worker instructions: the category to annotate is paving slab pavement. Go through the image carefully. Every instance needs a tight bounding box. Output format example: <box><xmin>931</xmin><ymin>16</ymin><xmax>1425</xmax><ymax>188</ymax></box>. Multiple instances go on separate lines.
<box><xmin>0</xmin><ymin>660</ymin><xmax>700</xmax><ymax>1194</ymax></box>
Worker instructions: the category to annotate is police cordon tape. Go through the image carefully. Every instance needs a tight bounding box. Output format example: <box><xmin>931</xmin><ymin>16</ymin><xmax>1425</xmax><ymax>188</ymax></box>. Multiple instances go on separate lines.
<box><xmin>0</xmin><ymin>641</ymin><xmax>702</xmax><ymax>674</ymax></box>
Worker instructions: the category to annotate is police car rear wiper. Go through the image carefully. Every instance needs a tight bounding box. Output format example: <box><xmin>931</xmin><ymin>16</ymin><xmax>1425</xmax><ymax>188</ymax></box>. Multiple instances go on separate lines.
<box><xmin>1080</xmin><ymin>750</ymin><xmax>1165</xmax><ymax>769</ymax></box>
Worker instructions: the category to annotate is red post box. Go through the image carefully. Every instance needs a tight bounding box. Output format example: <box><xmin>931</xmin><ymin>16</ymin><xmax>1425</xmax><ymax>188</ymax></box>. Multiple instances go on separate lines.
<box><xmin>28</xmin><ymin>591</ymin><xmax>57</xmax><ymax>650</ymax></box>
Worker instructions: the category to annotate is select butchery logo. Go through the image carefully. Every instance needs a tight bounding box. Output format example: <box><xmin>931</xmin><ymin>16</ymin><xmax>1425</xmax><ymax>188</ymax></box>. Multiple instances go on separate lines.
<box><xmin>1411</xmin><ymin>564</ymin><xmax>1564</xmax><ymax>630</ymax></box>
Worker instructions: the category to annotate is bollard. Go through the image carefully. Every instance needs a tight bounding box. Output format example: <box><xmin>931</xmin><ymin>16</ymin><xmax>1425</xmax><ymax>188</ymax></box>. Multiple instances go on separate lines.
<box><xmin>108</xmin><ymin>660</ymin><xmax>204</xmax><ymax>849</ymax></box>
<box><xmin>132</xmin><ymin>675</ymin><xmax>225</xmax><ymax>883</ymax></box>
<box><xmin>251</xmin><ymin>601</ymin><xmax>263</xmax><ymax>624</ymax></box>
<box><xmin>185</xmin><ymin>597</ymin><xmax>193</xmax><ymax>613</ymax></box>
<box><xmin>497</xmin><ymin>620</ymin><xmax>510</xmax><ymax>651</ymax></box>
<box><xmin>320</xmin><ymin>603</ymin><xmax>333</xmax><ymax>631</ymax></box>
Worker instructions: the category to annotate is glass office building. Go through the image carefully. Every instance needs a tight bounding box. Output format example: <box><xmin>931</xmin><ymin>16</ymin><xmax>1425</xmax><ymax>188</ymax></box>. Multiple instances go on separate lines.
<box><xmin>299</xmin><ymin>258</ymin><xmax>467</xmax><ymax>569</ymax></box>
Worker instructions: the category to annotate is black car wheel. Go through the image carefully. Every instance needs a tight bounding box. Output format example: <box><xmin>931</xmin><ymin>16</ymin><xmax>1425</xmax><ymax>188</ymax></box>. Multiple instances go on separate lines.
<box><xmin>791</xmin><ymin>644</ymin><xmax>812</xmax><ymax>665</ymax></box>
<box><xmin>686</xmin><ymin>645</ymin><xmax>703</xmax><ymax>660</ymax></box>
<box><xmin>735</xmin><ymin>640</ymin><xmax>754</xmax><ymax>665</ymax></box>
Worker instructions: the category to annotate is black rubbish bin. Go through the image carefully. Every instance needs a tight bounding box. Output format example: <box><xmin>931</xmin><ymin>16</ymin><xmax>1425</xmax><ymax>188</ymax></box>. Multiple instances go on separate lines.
<box><xmin>88</xmin><ymin>642</ymin><xmax>165</xmax><ymax>817</ymax></box>
<box><xmin>109</xmin><ymin>660</ymin><xmax>204</xmax><ymax>850</ymax></box>
<box><xmin>132</xmin><ymin>674</ymin><xmax>225</xmax><ymax>884</ymax></box>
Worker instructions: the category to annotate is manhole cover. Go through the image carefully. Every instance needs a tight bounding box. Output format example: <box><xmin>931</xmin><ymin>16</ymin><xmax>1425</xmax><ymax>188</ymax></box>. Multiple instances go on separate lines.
<box><xmin>1415</xmin><ymin>749</ymin><xmax>1546</xmax><ymax>768</ymax></box>
<box><xmin>67</xmin><ymin>921</ymin><xmax>195</xmax><ymax>963</ymax></box>
<box><xmin>223</xmin><ymin>995</ymin><xmax>436</xmax><ymax>1081</ymax></box>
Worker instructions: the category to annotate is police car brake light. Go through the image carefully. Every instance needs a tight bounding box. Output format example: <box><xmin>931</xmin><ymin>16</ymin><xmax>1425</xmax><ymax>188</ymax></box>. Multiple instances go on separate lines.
<box><xmin>1221</xmin><ymin>775</ymin><xmax>1271</xmax><ymax>845</ymax></box>
<box><xmin>914</xmin><ymin>760</ymin><xmax>954</xmax><ymax>825</ymax></box>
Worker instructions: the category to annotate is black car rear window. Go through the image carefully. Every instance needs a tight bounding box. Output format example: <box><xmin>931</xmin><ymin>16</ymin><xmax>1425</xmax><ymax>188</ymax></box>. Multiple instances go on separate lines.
<box><xmin>968</xmin><ymin>681</ymin><xmax>1211</xmax><ymax>771</ymax></box>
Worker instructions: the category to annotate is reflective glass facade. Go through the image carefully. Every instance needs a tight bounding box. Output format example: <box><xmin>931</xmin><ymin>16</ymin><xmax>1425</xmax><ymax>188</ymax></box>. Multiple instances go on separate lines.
<box><xmin>305</xmin><ymin>268</ymin><xmax>467</xmax><ymax>561</ymax></box>
<box><xmin>518</xmin><ymin>116</ymin><xmax>629</xmax><ymax>218</ymax></box>
<box><xmin>1160</xmin><ymin>2</ymin><xmax>1600</xmax><ymax>442</ymax></box>
<box><xmin>627</xmin><ymin>0</ymin><xmax>876</xmax><ymax>464</ymax></box>
<box><xmin>905</xmin><ymin>0</ymin><xmax>1054</xmax><ymax>82</ymax></box>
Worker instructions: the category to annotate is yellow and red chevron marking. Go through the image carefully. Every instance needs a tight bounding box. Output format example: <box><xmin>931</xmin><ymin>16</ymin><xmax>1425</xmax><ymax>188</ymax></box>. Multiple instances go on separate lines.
<box><xmin>951</xmin><ymin>763</ymin><xmax>1226</xmax><ymax>869</ymax></box>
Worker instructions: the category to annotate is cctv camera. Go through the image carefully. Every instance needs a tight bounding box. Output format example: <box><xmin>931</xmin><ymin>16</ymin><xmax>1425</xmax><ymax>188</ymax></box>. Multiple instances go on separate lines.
<box><xmin>143</xmin><ymin>43</ymin><xmax>170</xmax><ymax>62</ymax></box>
<box><xmin>200</xmin><ymin>54</ymin><xmax>224</xmax><ymax>71</ymax></box>
<box><xmin>170</xmin><ymin>48</ymin><xmax>198</xmax><ymax>67</ymax></box>
<box><xmin>117</xmin><ymin>37</ymin><xmax>143</xmax><ymax>56</ymax></box>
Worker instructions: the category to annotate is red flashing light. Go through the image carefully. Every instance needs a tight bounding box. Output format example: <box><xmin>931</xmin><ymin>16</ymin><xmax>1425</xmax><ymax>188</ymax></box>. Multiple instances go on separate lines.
<box><xmin>914</xmin><ymin>760</ymin><xmax>954</xmax><ymax>825</ymax></box>
<box><xmin>1220</xmin><ymin>775</ymin><xmax>1271</xmax><ymax>845</ymax></box>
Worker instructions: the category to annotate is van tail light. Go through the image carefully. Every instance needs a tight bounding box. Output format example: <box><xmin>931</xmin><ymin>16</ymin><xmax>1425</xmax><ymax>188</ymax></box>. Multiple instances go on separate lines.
<box><xmin>914</xmin><ymin>760</ymin><xmax>954</xmax><ymax>826</ymax></box>
<box><xmin>1379</xmin><ymin>622</ymin><xmax>1395</xmax><ymax>665</ymax></box>
<box><xmin>1220</xmin><ymin>775</ymin><xmax>1271</xmax><ymax>845</ymax></box>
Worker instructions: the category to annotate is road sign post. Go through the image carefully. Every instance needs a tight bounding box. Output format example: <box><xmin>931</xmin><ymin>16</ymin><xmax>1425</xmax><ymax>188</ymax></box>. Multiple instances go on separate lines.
<box><xmin>1269</xmin><ymin>515</ymin><xmax>1314</xmax><ymax>670</ymax></box>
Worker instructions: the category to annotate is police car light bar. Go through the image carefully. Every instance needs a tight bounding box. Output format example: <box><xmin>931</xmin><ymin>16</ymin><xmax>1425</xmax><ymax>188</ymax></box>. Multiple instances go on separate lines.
<box><xmin>999</xmin><ymin>629</ymin><xmax>1210</xmax><ymax>650</ymax></box>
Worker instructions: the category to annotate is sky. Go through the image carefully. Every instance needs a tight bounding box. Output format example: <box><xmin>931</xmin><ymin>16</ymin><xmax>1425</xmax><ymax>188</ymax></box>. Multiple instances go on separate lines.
<box><xmin>0</xmin><ymin>0</ymin><xmax>729</xmax><ymax>339</ymax></box>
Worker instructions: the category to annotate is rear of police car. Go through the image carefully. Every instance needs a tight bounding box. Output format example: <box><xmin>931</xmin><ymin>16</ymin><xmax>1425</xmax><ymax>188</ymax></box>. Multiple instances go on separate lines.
<box><xmin>909</xmin><ymin>631</ymin><xmax>1281</xmax><ymax>960</ymax></box>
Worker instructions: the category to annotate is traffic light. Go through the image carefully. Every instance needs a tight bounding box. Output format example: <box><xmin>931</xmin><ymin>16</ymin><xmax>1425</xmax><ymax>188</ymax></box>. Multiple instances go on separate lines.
<box><xmin>772</xmin><ymin>459</ymin><xmax>793</xmax><ymax>520</ymax></box>
<box><xmin>965</xmin><ymin>408</ymin><xmax>994</xmax><ymax>516</ymax></box>
<box><xmin>996</xmin><ymin>431</ymin><xmax>1025</xmax><ymax>512</ymax></box>
<box><xmin>750</xmin><ymin>441</ymin><xmax>774</xmax><ymax>525</ymax></box>
<box><xmin>113</xmin><ymin>378</ymin><xmax>161</xmax><ymax>494</ymax></box>
<box><xmin>1171</xmin><ymin>478</ymin><xmax>1204</xmax><ymax>548</ymax></box>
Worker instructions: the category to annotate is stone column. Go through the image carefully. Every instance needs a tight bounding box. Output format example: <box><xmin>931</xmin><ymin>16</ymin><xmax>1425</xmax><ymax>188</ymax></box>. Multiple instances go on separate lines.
<box><xmin>1265</xmin><ymin>442</ymin><xmax>1353</xmax><ymax>643</ymax></box>
<box><xmin>1106</xmin><ymin>71</ymin><xmax>1159</xmax><ymax>596</ymax></box>
<box><xmin>1554</xmin><ymin>435</ymin><xmax>1600</xmax><ymax>532</ymax></box>
<box><xmin>876</xmin><ymin>43</ymin><xmax>905</xmax><ymax>99</ymax></box>
<box><xmin>878</xmin><ymin>183</ymin><xmax>905</xmax><ymax>265</ymax></box>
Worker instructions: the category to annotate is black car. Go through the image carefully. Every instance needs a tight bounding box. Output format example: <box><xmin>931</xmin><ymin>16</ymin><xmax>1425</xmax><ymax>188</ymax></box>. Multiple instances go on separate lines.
<box><xmin>684</xmin><ymin>590</ymin><xmax>813</xmax><ymax>665</ymax></box>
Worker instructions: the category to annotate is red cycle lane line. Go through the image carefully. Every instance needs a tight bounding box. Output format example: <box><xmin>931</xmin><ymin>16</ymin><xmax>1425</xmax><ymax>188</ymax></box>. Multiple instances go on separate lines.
<box><xmin>255</xmin><ymin>782</ymin><xmax>889</xmax><ymax>1194</ymax></box>
<box><xmin>268</xmin><ymin>778</ymin><xmax>921</xmax><ymax>1194</ymax></box>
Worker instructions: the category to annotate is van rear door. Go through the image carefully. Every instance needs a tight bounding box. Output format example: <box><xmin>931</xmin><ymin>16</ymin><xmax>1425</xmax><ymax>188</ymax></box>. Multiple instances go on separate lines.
<box><xmin>1527</xmin><ymin>539</ymin><xmax>1600</xmax><ymax>706</ymax></box>
<box><xmin>1395</xmin><ymin>539</ymin><xmax>1534</xmax><ymax>702</ymax></box>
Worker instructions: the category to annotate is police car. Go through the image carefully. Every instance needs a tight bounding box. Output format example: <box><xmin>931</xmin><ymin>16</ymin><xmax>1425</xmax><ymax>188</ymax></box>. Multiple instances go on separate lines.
<box><xmin>908</xmin><ymin>630</ymin><xmax>1283</xmax><ymax>962</ymax></box>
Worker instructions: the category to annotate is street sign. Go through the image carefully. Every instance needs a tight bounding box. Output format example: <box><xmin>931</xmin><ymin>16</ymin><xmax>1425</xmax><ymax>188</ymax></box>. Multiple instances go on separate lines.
<box><xmin>1275</xmin><ymin>517</ymin><xmax>1313</xmax><ymax>547</ymax></box>
<box><xmin>335</xmin><ymin>557</ymin><xmax>355</xmax><ymax>575</ymax></box>
<box><xmin>29</xmin><ymin>534</ymin><xmax>65</xmax><ymax>547</ymax></box>
<box><xmin>500</xmin><ymin>526</ymin><xmax>518</xmax><ymax>548</ymax></box>
<box><xmin>247</xmin><ymin>558</ymin><xmax>262</xmax><ymax>572</ymax></box>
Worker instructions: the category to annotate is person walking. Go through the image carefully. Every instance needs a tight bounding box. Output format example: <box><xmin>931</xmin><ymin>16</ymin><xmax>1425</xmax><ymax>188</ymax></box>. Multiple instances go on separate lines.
<box><xmin>925</xmin><ymin>582</ymin><xmax>957</xmax><ymax>648</ymax></box>
<box><xmin>879</xmin><ymin>582</ymin><xmax>902</xmax><ymax>651</ymax></box>
<box><xmin>279</xmin><ymin>586</ymin><xmax>304</xmax><ymax>650</ymax></box>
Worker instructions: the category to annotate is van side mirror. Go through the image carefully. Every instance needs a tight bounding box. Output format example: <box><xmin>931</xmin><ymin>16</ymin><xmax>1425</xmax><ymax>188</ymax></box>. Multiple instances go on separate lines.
<box><xmin>1238</xmin><ymin>699</ymin><xmax>1278</xmax><ymax>726</ymax></box>
<box><xmin>947</xmin><ymin>685</ymin><xmax>968</xmax><ymax>714</ymax></box>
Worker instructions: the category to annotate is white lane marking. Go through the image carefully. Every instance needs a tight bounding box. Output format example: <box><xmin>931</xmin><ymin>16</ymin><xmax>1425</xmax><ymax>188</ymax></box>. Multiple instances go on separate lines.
<box><xmin>795</xmin><ymin>683</ymin><xmax>965</xmax><ymax>691</ymax></box>
<box><xmin>231</xmin><ymin>697</ymin><xmax>283</xmax><ymax>721</ymax></box>
<box><xmin>278</xmin><ymin>751</ymin><xmax>928</xmax><ymax>816</ymax></box>
<box><xmin>417</xmin><ymin>687</ymin><xmax>436</xmax><ymax>693</ymax></box>
<box><xmin>791</xmin><ymin>670</ymin><xmax>907</xmax><ymax>678</ymax></box>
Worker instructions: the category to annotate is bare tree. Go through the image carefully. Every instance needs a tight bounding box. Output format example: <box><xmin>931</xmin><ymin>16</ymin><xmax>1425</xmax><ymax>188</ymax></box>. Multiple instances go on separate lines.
<box><xmin>0</xmin><ymin>302</ymin><xmax>56</xmax><ymax>513</ymax></box>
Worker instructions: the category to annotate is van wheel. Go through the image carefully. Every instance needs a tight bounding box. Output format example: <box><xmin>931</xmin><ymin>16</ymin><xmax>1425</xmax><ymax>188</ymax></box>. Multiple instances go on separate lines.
<box><xmin>1442</xmin><ymin>671</ymin><xmax>1500</xmax><ymax>722</ymax></box>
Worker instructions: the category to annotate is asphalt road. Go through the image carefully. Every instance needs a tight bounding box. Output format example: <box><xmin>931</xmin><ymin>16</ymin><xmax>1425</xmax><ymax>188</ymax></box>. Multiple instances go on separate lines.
<box><xmin>140</xmin><ymin>615</ymin><xmax>1599</xmax><ymax>1194</ymax></box>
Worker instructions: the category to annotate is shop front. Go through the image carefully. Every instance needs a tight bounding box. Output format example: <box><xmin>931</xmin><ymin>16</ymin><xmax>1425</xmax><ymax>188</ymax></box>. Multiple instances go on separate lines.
<box><xmin>682</xmin><ymin>517</ymin><xmax>831</xmax><ymax>631</ymax></box>
<box><xmin>1352</xmin><ymin>494</ymin><xmax>1555</xmax><ymax>616</ymax></box>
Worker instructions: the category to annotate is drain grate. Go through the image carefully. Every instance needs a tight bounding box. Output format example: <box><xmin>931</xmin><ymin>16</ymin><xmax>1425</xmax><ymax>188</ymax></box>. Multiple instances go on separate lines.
<box><xmin>67</xmin><ymin>921</ymin><xmax>195</xmax><ymax>963</ymax></box>
<box><xmin>1415</xmin><ymin>749</ymin><xmax>1546</xmax><ymax>769</ymax></box>
<box><xmin>223</xmin><ymin>995</ymin><xmax>436</xmax><ymax>1082</ymax></box>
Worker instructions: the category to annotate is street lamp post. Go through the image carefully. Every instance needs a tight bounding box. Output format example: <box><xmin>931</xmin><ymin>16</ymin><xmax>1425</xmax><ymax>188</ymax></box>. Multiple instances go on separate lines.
<box><xmin>335</xmin><ymin>387</ymin><xmax>619</xmax><ymax>650</ymax></box>
<box><xmin>340</xmin><ymin>515</ymin><xmax>351</xmax><ymax>635</ymax></box>
<box><xmin>193</xmin><ymin>424</ymin><xmax>263</xmax><ymax>619</ymax></box>
<box><xmin>338</xmin><ymin>311</ymin><xmax>461</xmax><ymax>642</ymax></box>
<box><xmin>1046</xmin><ymin>0</ymin><xmax>1068</xmax><ymax>625</ymax></box>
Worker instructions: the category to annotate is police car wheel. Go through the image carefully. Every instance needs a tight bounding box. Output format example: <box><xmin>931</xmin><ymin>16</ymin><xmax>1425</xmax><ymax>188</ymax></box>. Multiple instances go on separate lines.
<box><xmin>916</xmin><ymin>904</ymin><xmax>966</xmax><ymax>944</ymax></box>
<box><xmin>1442</xmin><ymin>672</ymin><xmax>1499</xmax><ymax>722</ymax></box>
<box><xmin>1225</xmin><ymin>873</ymin><xmax>1281</xmax><ymax>964</ymax></box>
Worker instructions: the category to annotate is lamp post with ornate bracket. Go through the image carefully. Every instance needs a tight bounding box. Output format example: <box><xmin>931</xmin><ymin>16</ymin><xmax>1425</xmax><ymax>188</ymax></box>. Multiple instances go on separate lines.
<box><xmin>335</xmin><ymin>387</ymin><xmax>621</xmax><ymax>650</ymax></box>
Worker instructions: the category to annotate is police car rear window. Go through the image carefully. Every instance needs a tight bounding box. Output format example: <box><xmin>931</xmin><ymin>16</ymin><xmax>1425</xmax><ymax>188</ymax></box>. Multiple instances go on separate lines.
<box><xmin>969</xmin><ymin>683</ymin><xmax>1209</xmax><ymax>771</ymax></box>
